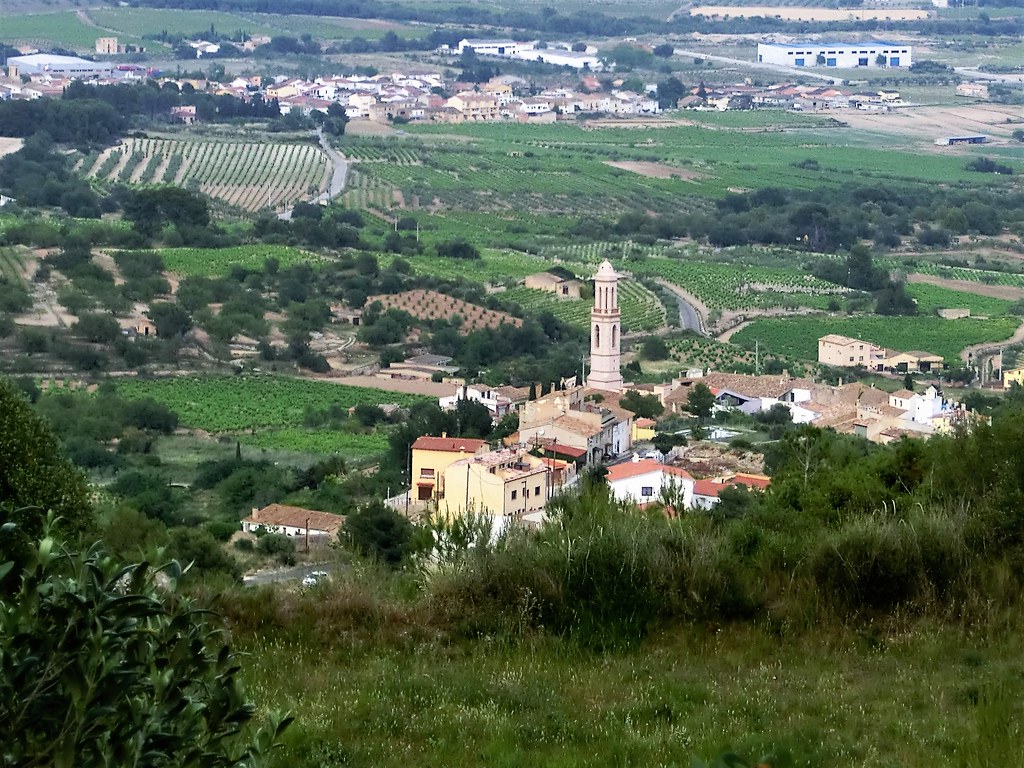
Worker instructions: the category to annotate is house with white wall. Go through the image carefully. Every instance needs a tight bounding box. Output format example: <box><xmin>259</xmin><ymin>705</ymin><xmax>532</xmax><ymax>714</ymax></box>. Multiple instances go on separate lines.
<box><xmin>605</xmin><ymin>458</ymin><xmax>694</xmax><ymax>511</ymax></box>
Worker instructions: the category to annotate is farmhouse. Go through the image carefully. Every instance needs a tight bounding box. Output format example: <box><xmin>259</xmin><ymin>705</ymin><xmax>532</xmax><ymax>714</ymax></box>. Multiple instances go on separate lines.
<box><xmin>756</xmin><ymin>42</ymin><xmax>912</xmax><ymax>68</ymax></box>
<box><xmin>524</xmin><ymin>271</ymin><xmax>583</xmax><ymax>299</ymax></box>
<box><xmin>882</xmin><ymin>350</ymin><xmax>944</xmax><ymax>374</ymax></box>
<box><xmin>934</xmin><ymin>135</ymin><xmax>987</xmax><ymax>146</ymax></box>
<box><xmin>818</xmin><ymin>334</ymin><xmax>886</xmax><ymax>369</ymax></box>
<box><xmin>240</xmin><ymin>504</ymin><xmax>344</xmax><ymax>538</ymax></box>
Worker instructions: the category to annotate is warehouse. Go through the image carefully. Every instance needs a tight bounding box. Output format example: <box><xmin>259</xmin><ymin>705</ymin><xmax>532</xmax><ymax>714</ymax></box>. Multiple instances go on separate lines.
<box><xmin>757</xmin><ymin>42</ymin><xmax>912</xmax><ymax>68</ymax></box>
<box><xmin>7</xmin><ymin>53</ymin><xmax>113</xmax><ymax>78</ymax></box>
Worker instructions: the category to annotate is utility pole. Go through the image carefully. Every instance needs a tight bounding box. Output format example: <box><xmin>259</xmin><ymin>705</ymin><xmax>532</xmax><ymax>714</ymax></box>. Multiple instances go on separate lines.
<box><xmin>304</xmin><ymin>517</ymin><xmax>310</xmax><ymax>554</ymax></box>
<box><xmin>755</xmin><ymin>339</ymin><xmax>760</xmax><ymax>375</ymax></box>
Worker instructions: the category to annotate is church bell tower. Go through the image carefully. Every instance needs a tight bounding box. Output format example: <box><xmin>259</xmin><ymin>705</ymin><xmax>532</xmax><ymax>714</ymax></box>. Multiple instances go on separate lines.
<box><xmin>587</xmin><ymin>259</ymin><xmax>623</xmax><ymax>393</ymax></box>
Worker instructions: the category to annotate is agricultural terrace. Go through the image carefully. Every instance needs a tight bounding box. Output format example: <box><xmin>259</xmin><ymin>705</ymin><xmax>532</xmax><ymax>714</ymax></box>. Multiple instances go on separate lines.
<box><xmin>904</xmin><ymin>283</ymin><xmax>1014</xmax><ymax>317</ymax></box>
<box><xmin>115</xmin><ymin>375</ymin><xmax>425</xmax><ymax>432</ymax></box>
<box><xmin>668</xmin><ymin>335</ymin><xmax>761</xmax><ymax>372</ymax></box>
<box><xmin>239</xmin><ymin>428</ymin><xmax>389</xmax><ymax>457</ymax></box>
<box><xmin>732</xmin><ymin>315</ymin><xmax>1021</xmax><ymax>363</ymax></box>
<box><xmin>346</xmin><ymin>120</ymin><xmax>990</xmax><ymax>217</ymax></box>
<box><xmin>82</xmin><ymin>138</ymin><xmax>329</xmax><ymax>213</ymax></box>
<box><xmin>120</xmin><ymin>245</ymin><xmax>323</xmax><ymax>277</ymax></box>
<box><xmin>629</xmin><ymin>257</ymin><xmax>847</xmax><ymax>311</ymax></box>
<box><xmin>86</xmin><ymin>7</ymin><xmax>423</xmax><ymax>41</ymax></box>
<box><xmin>377</xmin><ymin>248</ymin><xmax>550</xmax><ymax>283</ymax></box>
<box><xmin>367</xmin><ymin>290</ymin><xmax>522</xmax><ymax>331</ymax></box>
<box><xmin>502</xmin><ymin>282</ymin><xmax>666</xmax><ymax>333</ymax></box>
<box><xmin>905</xmin><ymin>262</ymin><xmax>1024</xmax><ymax>290</ymax></box>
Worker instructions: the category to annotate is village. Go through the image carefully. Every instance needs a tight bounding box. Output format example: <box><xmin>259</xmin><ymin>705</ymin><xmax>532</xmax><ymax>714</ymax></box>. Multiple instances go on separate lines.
<box><xmin>0</xmin><ymin>38</ymin><xmax>954</xmax><ymax>122</ymax></box>
<box><xmin>245</xmin><ymin>260</ymin><xmax>986</xmax><ymax>542</ymax></box>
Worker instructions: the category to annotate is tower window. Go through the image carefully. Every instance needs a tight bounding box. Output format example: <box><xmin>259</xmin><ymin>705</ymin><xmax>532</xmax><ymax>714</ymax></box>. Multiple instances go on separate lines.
<box><xmin>594</xmin><ymin>324</ymin><xmax>600</xmax><ymax>348</ymax></box>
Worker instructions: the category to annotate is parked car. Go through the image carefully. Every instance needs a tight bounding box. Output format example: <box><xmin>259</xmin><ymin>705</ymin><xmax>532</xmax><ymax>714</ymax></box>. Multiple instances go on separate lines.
<box><xmin>301</xmin><ymin>570</ymin><xmax>329</xmax><ymax>587</ymax></box>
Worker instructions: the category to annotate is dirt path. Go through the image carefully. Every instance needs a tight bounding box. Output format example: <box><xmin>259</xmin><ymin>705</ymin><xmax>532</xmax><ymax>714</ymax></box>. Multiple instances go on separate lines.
<box><xmin>961</xmin><ymin>319</ymin><xmax>1024</xmax><ymax>363</ymax></box>
<box><xmin>907</xmin><ymin>273</ymin><xmax>1024</xmax><ymax>301</ymax></box>
<box><xmin>717</xmin><ymin>320</ymin><xmax>753</xmax><ymax>343</ymax></box>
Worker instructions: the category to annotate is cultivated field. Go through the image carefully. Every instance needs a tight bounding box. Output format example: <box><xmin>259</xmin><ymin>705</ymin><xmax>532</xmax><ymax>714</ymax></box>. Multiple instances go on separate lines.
<box><xmin>367</xmin><ymin>290</ymin><xmax>523</xmax><ymax>331</ymax></box>
<box><xmin>732</xmin><ymin>314</ymin><xmax>1020</xmax><ymax>362</ymax></box>
<box><xmin>503</xmin><ymin>281</ymin><xmax>667</xmax><ymax>333</ymax></box>
<box><xmin>82</xmin><ymin>137</ymin><xmax>330</xmax><ymax>213</ymax></box>
<box><xmin>689</xmin><ymin>6</ymin><xmax>930</xmax><ymax>20</ymax></box>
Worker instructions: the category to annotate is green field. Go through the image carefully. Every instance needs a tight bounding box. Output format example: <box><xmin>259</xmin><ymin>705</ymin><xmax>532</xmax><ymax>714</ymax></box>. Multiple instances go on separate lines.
<box><xmin>239</xmin><ymin>427</ymin><xmax>390</xmax><ymax>456</ymax></box>
<box><xmin>905</xmin><ymin>283</ymin><xmax>1014</xmax><ymax>317</ymax></box>
<box><xmin>630</xmin><ymin>257</ymin><xmax>847</xmax><ymax>311</ymax></box>
<box><xmin>502</xmin><ymin>281</ymin><xmax>666</xmax><ymax>333</ymax></box>
<box><xmin>732</xmin><ymin>315</ymin><xmax>1021</xmax><ymax>363</ymax></box>
<box><xmin>115</xmin><ymin>376</ymin><xmax>426</xmax><ymax>432</ymax></box>
<box><xmin>378</xmin><ymin>249</ymin><xmax>551</xmax><ymax>284</ymax></box>
<box><xmin>3</xmin><ymin>12</ymin><xmax>123</xmax><ymax>49</ymax></box>
<box><xmin>134</xmin><ymin>245</ymin><xmax>324</xmax><ymax>277</ymax></box>
<box><xmin>89</xmin><ymin>8</ymin><xmax>275</xmax><ymax>39</ymax></box>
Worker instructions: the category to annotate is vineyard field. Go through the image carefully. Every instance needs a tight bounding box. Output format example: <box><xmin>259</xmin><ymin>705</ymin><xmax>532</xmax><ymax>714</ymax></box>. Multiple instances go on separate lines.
<box><xmin>130</xmin><ymin>245</ymin><xmax>323</xmax><ymax>277</ymax></box>
<box><xmin>732</xmin><ymin>315</ymin><xmax>1021</xmax><ymax>363</ymax></box>
<box><xmin>503</xmin><ymin>281</ymin><xmax>666</xmax><ymax>333</ymax></box>
<box><xmin>378</xmin><ymin>249</ymin><xmax>550</xmax><ymax>283</ymax></box>
<box><xmin>85</xmin><ymin>137</ymin><xmax>330</xmax><ymax>213</ymax></box>
<box><xmin>115</xmin><ymin>376</ymin><xmax>426</xmax><ymax>432</ymax></box>
<box><xmin>630</xmin><ymin>257</ymin><xmax>846</xmax><ymax>311</ymax></box>
<box><xmin>239</xmin><ymin>428</ymin><xmax>390</xmax><ymax>457</ymax></box>
<box><xmin>904</xmin><ymin>283</ymin><xmax>1014</xmax><ymax>317</ymax></box>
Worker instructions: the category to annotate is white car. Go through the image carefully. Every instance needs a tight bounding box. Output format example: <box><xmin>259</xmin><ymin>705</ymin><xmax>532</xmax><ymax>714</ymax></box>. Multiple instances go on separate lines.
<box><xmin>301</xmin><ymin>570</ymin><xmax>329</xmax><ymax>587</ymax></box>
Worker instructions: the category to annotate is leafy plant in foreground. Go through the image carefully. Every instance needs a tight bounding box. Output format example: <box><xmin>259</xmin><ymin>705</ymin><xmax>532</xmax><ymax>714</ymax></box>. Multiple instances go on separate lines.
<box><xmin>0</xmin><ymin>530</ymin><xmax>290</xmax><ymax>767</ymax></box>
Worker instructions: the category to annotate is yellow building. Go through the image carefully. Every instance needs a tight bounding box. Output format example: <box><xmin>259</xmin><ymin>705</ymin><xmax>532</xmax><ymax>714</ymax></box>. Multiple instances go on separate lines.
<box><xmin>1004</xmin><ymin>367</ymin><xmax>1024</xmax><ymax>390</ymax></box>
<box><xmin>632</xmin><ymin>417</ymin><xmax>656</xmax><ymax>443</ymax></box>
<box><xmin>440</xmin><ymin>448</ymin><xmax>550</xmax><ymax>519</ymax></box>
<box><xmin>411</xmin><ymin>435</ymin><xmax>489</xmax><ymax>502</ymax></box>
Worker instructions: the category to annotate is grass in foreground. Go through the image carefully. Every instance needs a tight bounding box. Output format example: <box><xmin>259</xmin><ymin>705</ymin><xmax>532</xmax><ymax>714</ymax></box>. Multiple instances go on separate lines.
<box><xmin>234</xmin><ymin>603</ymin><xmax>1024</xmax><ymax>768</ymax></box>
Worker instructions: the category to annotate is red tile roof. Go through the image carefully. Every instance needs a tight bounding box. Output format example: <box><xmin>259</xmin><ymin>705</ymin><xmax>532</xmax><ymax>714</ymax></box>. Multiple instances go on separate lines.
<box><xmin>605</xmin><ymin>459</ymin><xmax>694</xmax><ymax>483</ymax></box>
<box><xmin>241</xmin><ymin>504</ymin><xmax>344</xmax><ymax>534</ymax></box>
<box><xmin>412</xmin><ymin>436</ymin><xmax>489</xmax><ymax>453</ymax></box>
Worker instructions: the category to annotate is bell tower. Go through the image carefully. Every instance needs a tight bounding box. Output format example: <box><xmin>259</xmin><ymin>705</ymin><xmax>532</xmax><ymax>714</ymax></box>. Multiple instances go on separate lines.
<box><xmin>588</xmin><ymin>259</ymin><xmax>623</xmax><ymax>393</ymax></box>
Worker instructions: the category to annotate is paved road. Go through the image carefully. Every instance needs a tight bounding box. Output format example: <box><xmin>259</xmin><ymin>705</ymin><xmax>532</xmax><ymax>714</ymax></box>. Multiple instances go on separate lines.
<box><xmin>655</xmin><ymin>279</ymin><xmax>707</xmax><ymax>335</ymax></box>
<box><xmin>242</xmin><ymin>561</ymin><xmax>339</xmax><ymax>586</ymax></box>
<box><xmin>278</xmin><ymin>129</ymin><xmax>348</xmax><ymax>219</ymax></box>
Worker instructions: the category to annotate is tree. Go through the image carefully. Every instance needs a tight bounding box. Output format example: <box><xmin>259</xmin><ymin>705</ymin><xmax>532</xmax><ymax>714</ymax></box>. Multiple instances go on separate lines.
<box><xmin>641</xmin><ymin>335</ymin><xmax>669</xmax><ymax>361</ymax></box>
<box><xmin>619</xmin><ymin>389</ymin><xmax>664</xmax><ymax>420</ymax></box>
<box><xmin>1</xmin><ymin>378</ymin><xmax>93</xmax><ymax>577</ymax></box>
<box><xmin>342</xmin><ymin>500</ymin><xmax>416</xmax><ymax>567</ymax></box>
<box><xmin>148</xmin><ymin>302</ymin><xmax>192</xmax><ymax>338</ymax></box>
<box><xmin>0</xmin><ymin>533</ymin><xmax>288</xmax><ymax>766</ymax></box>
<box><xmin>686</xmin><ymin>382</ymin><xmax>715</xmax><ymax>421</ymax></box>
<box><xmin>653</xmin><ymin>43</ymin><xmax>674</xmax><ymax>58</ymax></box>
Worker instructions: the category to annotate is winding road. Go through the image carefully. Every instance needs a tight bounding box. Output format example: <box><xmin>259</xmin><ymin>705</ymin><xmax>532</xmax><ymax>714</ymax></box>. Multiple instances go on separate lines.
<box><xmin>278</xmin><ymin>130</ymin><xmax>348</xmax><ymax>220</ymax></box>
<box><xmin>654</xmin><ymin>278</ymin><xmax>708</xmax><ymax>335</ymax></box>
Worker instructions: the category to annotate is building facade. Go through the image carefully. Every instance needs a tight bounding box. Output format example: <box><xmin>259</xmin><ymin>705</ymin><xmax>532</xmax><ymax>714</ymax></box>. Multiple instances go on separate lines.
<box><xmin>757</xmin><ymin>42</ymin><xmax>912</xmax><ymax>68</ymax></box>
<box><xmin>410</xmin><ymin>436</ymin><xmax>489</xmax><ymax>502</ymax></box>
<box><xmin>439</xmin><ymin>448</ymin><xmax>550</xmax><ymax>519</ymax></box>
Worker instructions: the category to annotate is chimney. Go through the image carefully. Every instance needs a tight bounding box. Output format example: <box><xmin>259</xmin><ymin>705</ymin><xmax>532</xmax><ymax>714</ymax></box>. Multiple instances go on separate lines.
<box><xmin>251</xmin><ymin>507</ymin><xmax>259</xmax><ymax>520</ymax></box>
<box><xmin>441</xmin><ymin>431</ymin><xmax>447</xmax><ymax>438</ymax></box>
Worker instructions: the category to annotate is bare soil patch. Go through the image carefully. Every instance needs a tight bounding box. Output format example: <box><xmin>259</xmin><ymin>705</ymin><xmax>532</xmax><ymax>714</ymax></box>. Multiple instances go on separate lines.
<box><xmin>0</xmin><ymin>137</ymin><xmax>23</xmax><ymax>160</ymax></box>
<box><xmin>345</xmin><ymin>119</ymin><xmax>399</xmax><ymax>137</ymax></box>
<box><xmin>605</xmin><ymin>160</ymin><xmax>701</xmax><ymax>181</ymax></box>
<box><xmin>840</xmin><ymin>104</ymin><xmax>1024</xmax><ymax>145</ymax></box>
<box><xmin>907</xmin><ymin>273</ymin><xmax>1024</xmax><ymax>301</ymax></box>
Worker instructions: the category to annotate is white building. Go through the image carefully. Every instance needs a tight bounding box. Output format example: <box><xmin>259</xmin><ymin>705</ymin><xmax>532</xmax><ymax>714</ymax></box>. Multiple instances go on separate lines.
<box><xmin>588</xmin><ymin>259</ymin><xmax>623</xmax><ymax>393</ymax></box>
<box><xmin>8</xmin><ymin>53</ymin><xmax>113</xmax><ymax>78</ymax></box>
<box><xmin>457</xmin><ymin>39</ymin><xmax>534</xmax><ymax>57</ymax></box>
<box><xmin>757</xmin><ymin>42</ymin><xmax>912</xmax><ymax>69</ymax></box>
<box><xmin>240</xmin><ymin>503</ymin><xmax>344</xmax><ymax>538</ymax></box>
<box><xmin>605</xmin><ymin>458</ymin><xmax>695</xmax><ymax>510</ymax></box>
